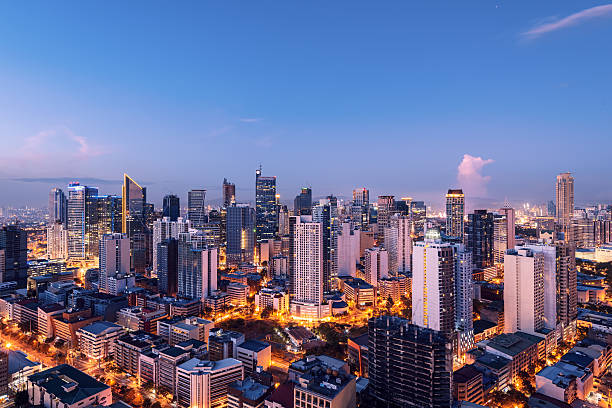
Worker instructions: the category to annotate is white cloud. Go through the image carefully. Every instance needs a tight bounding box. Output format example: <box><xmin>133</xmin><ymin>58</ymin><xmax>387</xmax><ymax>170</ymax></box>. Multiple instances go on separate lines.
<box><xmin>523</xmin><ymin>4</ymin><xmax>612</xmax><ymax>38</ymax></box>
<box><xmin>239</xmin><ymin>118</ymin><xmax>263</xmax><ymax>123</ymax></box>
<box><xmin>457</xmin><ymin>154</ymin><xmax>494</xmax><ymax>197</ymax></box>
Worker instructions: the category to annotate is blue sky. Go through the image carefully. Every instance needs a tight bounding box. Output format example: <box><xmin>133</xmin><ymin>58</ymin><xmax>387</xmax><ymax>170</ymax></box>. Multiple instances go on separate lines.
<box><xmin>0</xmin><ymin>1</ymin><xmax>611</xmax><ymax>208</ymax></box>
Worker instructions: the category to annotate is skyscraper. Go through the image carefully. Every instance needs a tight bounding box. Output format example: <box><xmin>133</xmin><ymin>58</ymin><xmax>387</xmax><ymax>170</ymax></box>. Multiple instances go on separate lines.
<box><xmin>67</xmin><ymin>182</ymin><xmax>98</xmax><ymax>260</ymax></box>
<box><xmin>521</xmin><ymin>244</ymin><xmax>557</xmax><ymax>329</ymax></box>
<box><xmin>466</xmin><ymin>210</ymin><xmax>494</xmax><ymax>270</ymax></box>
<box><xmin>556</xmin><ymin>241</ymin><xmax>577</xmax><ymax>325</ymax></box>
<box><xmin>389</xmin><ymin>214</ymin><xmax>412</xmax><ymax>274</ymax></box>
<box><xmin>177</xmin><ymin>234</ymin><xmax>218</xmax><ymax>300</ymax></box>
<box><xmin>49</xmin><ymin>188</ymin><xmax>67</xmax><ymax>226</ymax></box>
<box><xmin>152</xmin><ymin>217</ymin><xmax>191</xmax><ymax>274</ymax></box>
<box><xmin>157</xmin><ymin>238</ymin><xmax>178</xmax><ymax>296</ymax></box>
<box><xmin>376</xmin><ymin>195</ymin><xmax>394</xmax><ymax>242</ymax></box>
<box><xmin>188</xmin><ymin>190</ymin><xmax>207</xmax><ymax>229</ymax></box>
<box><xmin>412</xmin><ymin>229</ymin><xmax>455</xmax><ymax>335</ymax></box>
<box><xmin>312</xmin><ymin>196</ymin><xmax>339</xmax><ymax>291</ymax></box>
<box><xmin>290</xmin><ymin>215</ymin><xmax>325</xmax><ymax>318</ymax></box>
<box><xmin>0</xmin><ymin>225</ymin><xmax>28</xmax><ymax>287</ymax></box>
<box><xmin>255</xmin><ymin>167</ymin><xmax>277</xmax><ymax>242</ymax></box>
<box><xmin>352</xmin><ymin>188</ymin><xmax>369</xmax><ymax>230</ymax></box>
<box><xmin>411</xmin><ymin>200</ymin><xmax>427</xmax><ymax>237</ymax></box>
<box><xmin>226</xmin><ymin>204</ymin><xmax>255</xmax><ymax>266</ymax></box>
<box><xmin>368</xmin><ymin>316</ymin><xmax>452</xmax><ymax>408</ymax></box>
<box><xmin>364</xmin><ymin>247</ymin><xmax>389</xmax><ymax>286</ymax></box>
<box><xmin>122</xmin><ymin>174</ymin><xmax>149</xmax><ymax>273</ymax></box>
<box><xmin>556</xmin><ymin>172</ymin><xmax>574</xmax><ymax>241</ymax></box>
<box><xmin>99</xmin><ymin>233</ymin><xmax>131</xmax><ymax>295</ymax></box>
<box><xmin>337</xmin><ymin>222</ymin><xmax>360</xmax><ymax>277</ymax></box>
<box><xmin>453</xmin><ymin>244</ymin><xmax>473</xmax><ymax>331</ymax></box>
<box><xmin>47</xmin><ymin>221</ymin><xmax>68</xmax><ymax>260</ymax></box>
<box><xmin>293</xmin><ymin>187</ymin><xmax>312</xmax><ymax>216</ymax></box>
<box><xmin>493</xmin><ymin>214</ymin><xmax>508</xmax><ymax>265</ymax></box>
<box><xmin>445</xmin><ymin>189</ymin><xmax>465</xmax><ymax>238</ymax></box>
<box><xmin>162</xmin><ymin>194</ymin><xmax>180</xmax><ymax>221</ymax></box>
<box><xmin>498</xmin><ymin>203</ymin><xmax>516</xmax><ymax>249</ymax></box>
<box><xmin>222</xmin><ymin>178</ymin><xmax>236</xmax><ymax>208</ymax></box>
<box><xmin>504</xmin><ymin>248</ymin><xmax>545</xmax><ymax>335</ymax></box>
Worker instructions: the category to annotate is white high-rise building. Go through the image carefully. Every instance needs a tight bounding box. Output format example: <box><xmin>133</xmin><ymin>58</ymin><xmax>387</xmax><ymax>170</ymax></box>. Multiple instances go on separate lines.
<box><xmin>364</xmin><ymin>247</ymin><xmax>388</xmax><ymax>286</ymax></box>
<box><xmin>383</xmin><ymin>226</ymin><xmax>398</xmax><ymax>275</ymax></box>
<box><xmin>453</xmin><ymin>244</ymin><xmax>473</xmax><ymax>330</ymax></box>
<box><xmin>391</xmin><ymin>214</ymin><xmax>412</xmax><ymax>273</ymax></box>
<box><xmin>520</xmin><ymin>244</ymin><xmax>557</xmax><ymax>329</ymax></box>
<box><xmin>152</xmin><ymin>216</ymin><xmax>190</xmax><ymax>273</ymax></box>
<box><xmin>47</xmin><ymin>222</ymin><xmax>68</xmax><ymax>260</ymax></box>
<box><xmin>292</xmin><ymin>216</ymin><xmax>322</xmax><ymax>304</ymax></box>
<box><xmin>412</xmin><ymin>229</ymin><xmax>455</xmax><ymax>334</ymax></box>
<box><xmin>504</xmin><ymin>248</ymin><xmax>545</xmax><ymax>334</ymax></box>
<box><xmin>176</xmin><ymin>358</ymin><xmax>243</xmax><ymax>408</ymax></box>
<box><xmin>290</xmin><ymin>216</ymin><xmax>329</xmax><ymax>319</ymax></box>
<box><xmin>337</xmin><ymin>222</ymin><xmax>360</xmax><ymax>277</ymax></box>
<box><xmin>493</xmin><ymin>215</ymin><xmax>508</xmax><ymax>265</ymax></box>
<box><xmin>177</xmin><ymin>233</ymin><xmax>218</xmax><ymax>300</ymax></box>
<box><xmin>99</xmin><ymin>233</ymin><xmax>130</xmax><ymax>294</ymax></box>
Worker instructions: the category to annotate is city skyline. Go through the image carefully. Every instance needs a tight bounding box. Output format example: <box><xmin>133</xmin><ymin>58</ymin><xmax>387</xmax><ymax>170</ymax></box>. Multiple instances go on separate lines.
<box><xmin>1</xmin><ymin>2</ymin><xmax>612</xmax><ymax>206</ymax></box>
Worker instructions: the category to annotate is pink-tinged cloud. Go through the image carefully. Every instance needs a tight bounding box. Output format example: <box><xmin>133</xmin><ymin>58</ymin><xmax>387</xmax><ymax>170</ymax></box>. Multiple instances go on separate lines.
<box><xmin>457</xmin><ymin>154</ymin><xmax>494</xmax><ymax>198</ymax></box>
<box><xmin>523</xmin><ymin>4</ymin><xmax>612</xmax><ymax>38</ymax></box>
<box><xmin>1</xmin><ymin>127</ymin><xmax>107</xmax><ymax>176</ymax></box>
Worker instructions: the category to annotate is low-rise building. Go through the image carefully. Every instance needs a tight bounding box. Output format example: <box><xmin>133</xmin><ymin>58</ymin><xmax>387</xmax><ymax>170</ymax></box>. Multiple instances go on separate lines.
<box><xmin>484</xmin><ymin>331</ymin><xmax>543</xmax><ymax>383</ymax></box>
<box><xmin>340</xmin><ymin>277</ymin><xmax>375</xmax><ymax>309</ymax></box>
<box><xmin>116</xmin><ymin>307</ymin><xmax>167</xmax><ymax>334</ymax></box>
<box><xmin>37</xmin><ymin>304</ymin><xmax>65</xmax><ymax>340</ymax></box>
<box><xmin>293</xmin><ymin>359</ymin><xmax>357</xmax><ymax>408</ymax></box>
<box><xmin>227</xmin><ymin>283</ymin><xmax>249</xmax><ymax>306</ymax></box>
<box><xmin>228</xmin><ymin>377</ymin><xmax>272</xmax><ymax>408</ymax></box>
<box><xmin>237</xmin><ymin>340</ymin><xmax>271</xmax><ymax>377</ymax></box>
<box><xmin>77</xmin><ymin>321</ymin><xmax>125</xmax><ymax>360</ymax></box>
<box><xmin>453</xmin><ymin>365</ymin><xmax>484</xmax><ymax>405</ymax></box>
<box><xmin>255</xmin><ymin>288</ymin><xmax>289</xmax><ymax>314</ymax></box>
<box><xmin>159</xmin><ymin>346</ymin><xmax>191</xmax><ymax>393</ymax></box>
<box><xmin>26</xmin><ymin>364</ymin><xmax>112</xmax><ymax>408</ymax></box>
<box><xmin>114</xmin><ymin>331</ymin><xmax>164</xmax><ymax>376</ymax></box>
<box><xmin>209</xmin><ymin>329</ymin><xmax>245</xmax><ymax>361</ymax></box>
<box><xmin>347</xmin><ymin>333</ymin><xmax>369</xmax><ymax>378</ymax></box>
<box><xmin>176</xmin><ymin>358</ymin><xmax>243</xmax><ymax>408</ymax></box>
<box><xmin>52</xmin><ymin>308</ymin><xmax>103</xmax><ymax>346</ymax></box>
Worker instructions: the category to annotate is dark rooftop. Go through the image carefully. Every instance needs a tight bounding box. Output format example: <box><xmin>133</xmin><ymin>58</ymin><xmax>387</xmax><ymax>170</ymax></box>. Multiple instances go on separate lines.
<box><xmin>238</xmin><ymin>339</ymin><xmax>270</xmax><ymax>353</ymax></box>
<box><xmin>28</xmin><ymin>364</ymin><xmax>109</xmax><ymax>405</ymax></box>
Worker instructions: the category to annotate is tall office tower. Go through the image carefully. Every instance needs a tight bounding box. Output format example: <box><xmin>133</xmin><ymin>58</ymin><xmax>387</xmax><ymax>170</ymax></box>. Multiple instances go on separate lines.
<box><xmin>49</xmin><ymin>188</ymin><xmax>67</xmax><ymax>225</ymax></box>
<box><xmin>47</xmin><ymin>222</ymin><xmax>68</xmax><ymax>260</ymax></box>
<box><xmin>277</xmin><ymin>205</ymin><xmax>290</xmax><ymax>236</ymax></box>
<box><xmin>178</xmin><ymin>234</ymin><xmax>218</xmax><ymax>300</ymax></box>
<box><xmin>188</xmin><ymin>189</ymin><xmax>207</xmax><ymax>229</ymax></box>
<box><xmin>293</xmin><ymin>187</ymin><xmax>312</xmax><ymax>216</ymax></box>
<box><xmin>312</xmin><ymin>196</ymin><xmax>339</xmax><ymax>291</ymax></box>
<box><xmin>376</xmin><ymin>196</ymin><xmax>395</xmax><ymax>242</ymax></box>
<box><xmin>352</xmin><ymin>187</ymin><xmax>370</xmax><ymax>230</ymax></box>
<box><xmin>556</xmin><ymin>242</ymin><xmax>577</xmax><ymax>325</ymax></box>
<box><xmin>96</xmin><ymin>195</ymin><xmax>122</xmax><ymax>236</ymax></box>
<box><xmin>368</xmin><ymin>316</ymin><xmax>452</xmax><ymax>408</ymax></box>
<box><xmin>0</xmin><ymin>226</ymin><xmax>28</xmax><ymax>287</ymax></box>
<box><xmin>66</xmin><ymin>183</ymin><xmax>99</xmax><ymax>260</ymax></box>
<box><xmin>157</xmin><ymin>238</ymin><xmax>178</xmax><ymax>296</ymax></box>
<box><xmin>364</xmin><ymin>247</ymin><xmax>389</xmax><ymax>286</ymax></box>
<box><xmin>504</xmin><ymin>248</ymin><xmax>545</xmax><ymax>335</ymax></box>
<box><xmin>547</xmin><ymin>200</ymin><xmax>556</xmax><ymax>217</ymax></box>
<box><xmin>383</xmin><ymin>226</ymin><xmax>398</xmax><ymax>275</ymax></box>
<box><xmin>499</xmin><ymin>203</ymin><xmax>516</xmax><ymax>249</ymax></box>
<box><xmin>411</xmin><ymin>200</ymin><xmax>427</xmax><ymax>237</ymax></box>
<box><xmin>521</xmin><ymin>244</ymin><xmax>557</xmax><ymax>329</ymax></box>
<box><xmin>99</xmin><ymin>233</ymin><xmax>130</xmax><ymax>294</ymax></box>
<box><xmin>0</xmin><ymin>348</ymin><xmax>7</xmax><ymax>396</ymax></box>
<box><xmin>162</xmin><ymin>194</ymin><xmax>180</xmax><ymax>221</ymax></box>
<box><xmin>226</xmin><ymin>204</ymin><xmax>255</xmax><ymax>266</ymax></box>
<box><xmin>152</xmin><ymin>217</ymin><xmax>191</xmax><ymax>274</ymax></box>
<box><xmin>390</xmin><ymin>214</ymin><xmax>412</xmax><ymax>273</ymax></box>
<box><xmin>255</xmin><ymin>167</ymin><xmax>278</xmax><ymax>242</ymax></box>
<box><xmin>222</xmin><ymin>178</ymin><xmax>236</xmax><ymax>208</ymax></box>
<box><xmin>337</xmin><ymin>222</ymin><xmax>360</xmax><ymax>277</ymax></box>
<box><xmin>466</xmin><ymin>210</ymin><xmax>494</xmax><ymax>270</ymax></box>
<box><xmin>445</xmin><ymin>189</ymin><xmax>465</xmax><ymax>238</ymax></box>
<box><xmin>493</xmin><ymin>214</ymin><xmax>508</xmax><ymax>265</ymax></box>
<box><xmin>122</xmin><ymin>174</ymin><xmax>150</xmax><ymax>273</ymax></box>
<box><xmin>556</xmin><ymin>172</ymin><xmax>575</xmax><ymax>240</ymax></box>
<box><xmin>292</xmin><ymin>216</ymin><xmax>323</xmax><ymax>306</ymax></box>
<box><xmin>176</xmin><ymin>358</ymin><xmax>243</xmax><ymax>408</ymax></box>
<box><xmin>453</xmin><ymin>244</ymin><xmax>473</xmax><ymax>331</ymax></box>
<box><xmin>412</xmin><ymin>229</ymin><xmax>455</xmax><ymax>334</ymax></box>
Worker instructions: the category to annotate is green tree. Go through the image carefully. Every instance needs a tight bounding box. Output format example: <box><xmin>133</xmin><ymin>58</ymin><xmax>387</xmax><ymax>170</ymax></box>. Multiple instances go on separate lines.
<box><xmin>15</xmin><ymin>390</ymin><xmax>30</xmax><ymax>408</ymax></box>
<box><xmin>260</xmin><ymin>306</ymin><xmax>273</xmax><ymax>319</ymax></box>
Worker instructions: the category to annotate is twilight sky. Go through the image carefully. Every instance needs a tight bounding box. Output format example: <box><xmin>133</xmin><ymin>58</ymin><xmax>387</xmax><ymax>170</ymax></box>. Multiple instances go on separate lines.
<box><xmin>0</xmin><ymin>1</ymin><xmax>611</xmax><ymax>209</ymax></box>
